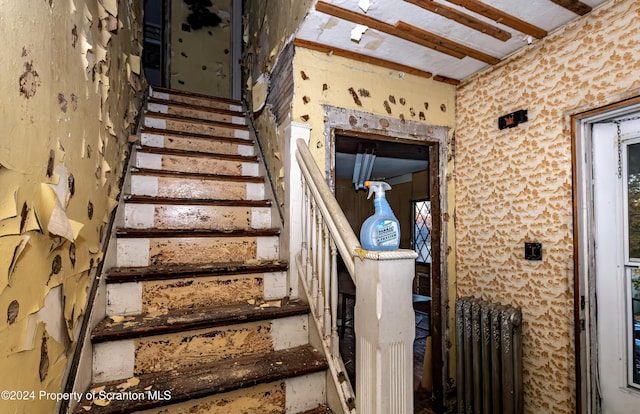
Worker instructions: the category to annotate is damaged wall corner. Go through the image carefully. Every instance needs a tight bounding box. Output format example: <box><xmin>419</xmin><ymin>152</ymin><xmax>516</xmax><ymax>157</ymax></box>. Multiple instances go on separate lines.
<box><xmin>0</xmin><ymin>0</ymin><xmax>145</xmax><ymax>412</ymax></box>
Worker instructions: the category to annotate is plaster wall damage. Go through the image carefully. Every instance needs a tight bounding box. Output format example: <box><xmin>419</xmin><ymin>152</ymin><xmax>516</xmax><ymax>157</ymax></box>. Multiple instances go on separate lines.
<box><xmin>0</xmin><ymin>0</ymin><xmax>143</xmax><ymax>411</ymax></box>
<box><xmin>171</xmin><ymin>0</ymin><xmax>232</xmax><ymax>97</ymax></box>
<box><xmin>455</xmin><ymin>0</ymin><xmax>640</xmax><ymax>412</ymax></box>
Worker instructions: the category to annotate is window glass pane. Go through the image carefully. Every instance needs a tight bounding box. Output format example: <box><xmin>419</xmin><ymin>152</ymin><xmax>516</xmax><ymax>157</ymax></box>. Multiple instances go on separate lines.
<box><xmin>628</xmin><ymin>142</ymin><xmax>640</xmax><ymax>261</ymax></box>
<box><xmin>414</xmin><ymin>201</ymin><xmax>431</xmax><ymax>264</ymax></box>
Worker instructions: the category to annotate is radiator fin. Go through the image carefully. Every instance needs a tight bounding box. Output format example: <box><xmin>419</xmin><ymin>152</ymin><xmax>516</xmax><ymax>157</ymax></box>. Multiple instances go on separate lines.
<box><xmin>456</xmin><ymin>297</ymin><xmax>523</xmax><ymax>414</ymax></box>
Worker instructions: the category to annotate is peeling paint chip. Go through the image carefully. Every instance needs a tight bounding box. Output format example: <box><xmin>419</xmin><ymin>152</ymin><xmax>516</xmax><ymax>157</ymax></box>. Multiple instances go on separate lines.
<box><xmin>46</xmin><ymin>150</ymin><xmax>55</xmax><ymax>177</ymax></box>
<box><xmin>87</xmin><ymin>201</ymin><xmax>94</xmax><ymax>220</ymax></box>
<box><xmin>39</xmin><ymin>335</ymin><xmax>49</xmax><ymax>382</ymax></box>
<box><xmin>71</xmin><ymin>25</ymin><xmax>78</xmax><ymax>48</ymax></box>
<box><xmin>300</xmin><ymin>115</ymin><xmax>309</xmax><ymax>122</ymax></box>
<box><xmin>7</xmin><ymin>300</ymin><xmax>19</xmax><ymax>325</ymax></box>
<box><xmin>399</xmin><ymin>97</ymin><xmax>406</xmax><ymax>105</ymax></box>
<box><xmin>19</xmin><ymin>61</ymin><xmax>40</xmax><ymax>98</ymax></box>
<box><xmin>383</xmin><ymin>101</ymin><xmax>392</xmax><ymax>114</ymax></box>
<box><xmin>69</xmin><ymin>243</ymin><xmax>76</xmax><ymax>267</ymax></box>
<box><xmin>68</xmin><ymin>173</ymin><xmax>75</xmax><ymax>196</ymax></box>
<box><xmin>348</xmin><ymin>87</ymin><xmax>362</xmax><ymax>106</ymax></box>
<box><xmin>358</xmin><ymin>88</ymin><xmax>370</xmax><ymax>97</ymax></box>
<box><xmin>58</xmin><ymin>93</ymin><xmax>68</xmax><ymax>113</ymax></box>
<box><xmin>389</xmin><ymin>95</ymin><xmax>396</xmax><ymax>105</ymax></box>
<box><xmin>300</xmin><ymin>71</ymin><xmax>309</xmax><ymax>80</ymax></box>
<box><xmin>302</xmin><ymin>96</ymin><xmax>310</xmax><ymax>104</ymax></box>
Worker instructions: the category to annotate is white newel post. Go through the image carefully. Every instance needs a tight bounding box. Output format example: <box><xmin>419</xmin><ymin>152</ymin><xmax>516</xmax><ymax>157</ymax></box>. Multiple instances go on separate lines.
<box><xmin>283</xmin><ymin>121</ymin><xmax>311</xmax><ymax>299</ymax></box>
<box><xmin>355</xmin><ymin>250</ymin><xmax>417</xmax><ymax>414</ymax></box>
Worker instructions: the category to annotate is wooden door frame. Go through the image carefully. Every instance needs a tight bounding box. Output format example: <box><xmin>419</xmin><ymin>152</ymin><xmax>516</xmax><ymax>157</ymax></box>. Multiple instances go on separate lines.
<box><xmin>323</xmin><ymin>105</ymin><xmax>450</xmax><ymax>408</ymax></box>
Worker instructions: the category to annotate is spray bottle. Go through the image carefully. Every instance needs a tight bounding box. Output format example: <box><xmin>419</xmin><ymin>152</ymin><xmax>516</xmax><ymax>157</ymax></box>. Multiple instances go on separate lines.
<box><xmin>359</xmin><ymin>181</ymin><xmax>400</xmax><ymax>250</ymax></box>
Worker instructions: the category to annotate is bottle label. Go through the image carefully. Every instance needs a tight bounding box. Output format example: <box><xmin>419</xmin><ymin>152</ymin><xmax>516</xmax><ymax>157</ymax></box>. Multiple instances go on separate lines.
<box><xmin>376</xmin><ymin>220</ymin><xmax>398</xmax><ymax>246</ymax></box>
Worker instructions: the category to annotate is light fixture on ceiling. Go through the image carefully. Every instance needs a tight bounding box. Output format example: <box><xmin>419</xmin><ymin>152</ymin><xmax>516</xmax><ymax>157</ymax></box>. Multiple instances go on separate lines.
<box><xmin>352</xmin><ymin>147</ymin><xmax>376</xmax><ymax>190</ymax></box>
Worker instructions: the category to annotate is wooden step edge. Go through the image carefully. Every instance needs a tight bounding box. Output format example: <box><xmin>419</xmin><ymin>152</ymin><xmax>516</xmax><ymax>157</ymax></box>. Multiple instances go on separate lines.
<box><xmin>124</xmin><ymin>194</ymin><xmax>271</xmax><ymax>207</ymax></box>
<box><xmin>150</xmin><ymin>85</ymin><xmax>243</xmax><ymax>106</ymax></box>
<box><xmin>147</xmin><ymin>96</ymin><xmax>245</xmax><ymax>117</ymax></box>
<box><xmin>105</xmin><ymin>260</ymin><xmax>289</xmax><ymax>283</ymax></box>
<box><xmin>141</xmin><ymin>127</ymin><xmax>254</xmax><ymax>145</ymax></box>
<box><xmin>74</xmin><ymin>344</ymin><xmax>327</xmax><ymax>414</ymax></box>
<box><xmin>135</xmin><ymin>145</ymin><xmax>258</xmax><ymax>162</ymax></box>
<box><xmin>298</xmin><ymin>405</ymin><xmax>334</xmax><ymax>414</ymax></box>
<box><xmin>130</xmin><ymin>168</ymin><xmax>265</xmax><ymax>183</ymax></box>
<box><xmin>144</xmin><ymin>111</ymin><xmax>250</xmax><ymax>130</ymax></box>
<box><xmin>91</xmin><ymin>298</ymin><xmax>308</xmax><ymax>343</ymax></box>
<box><xmin>115</xmin><ymin>228</ymin><xmax>280</xmax><ymax>238</ymax></box>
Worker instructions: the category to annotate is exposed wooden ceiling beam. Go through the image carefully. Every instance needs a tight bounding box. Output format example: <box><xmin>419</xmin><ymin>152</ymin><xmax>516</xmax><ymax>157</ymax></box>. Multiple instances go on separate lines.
<box><xmin>404</xmin><ymin>0</ymin><xmax>511</xmax><ymax>41</ymax></box>
<box><xmin>315</xmin><ymin>1</ymin><xmax>465</xmax><ymax>60</ymax></box>
<box><xmin>315</xmin><ymin>1</ymin><xmax>500</xmax><ymax>64</ymax></box>
<box><xmin>395</xmin><ymin>21</ymin><xmax>500</xmax><ymax>65</ymax></box>
<box><xmin>549</xmin><ymin>0</ymin><xmax>592</xmax><ymax>15</ymax></box>
<box><xmin>445</xmin><ymin>0</ymin><xmax>548</xmax><ymax>38</ymax></box>
<box><xmin>293</xmin><ymin>38</ymin><xmax>439</xmax><ymax>80</ymax></box>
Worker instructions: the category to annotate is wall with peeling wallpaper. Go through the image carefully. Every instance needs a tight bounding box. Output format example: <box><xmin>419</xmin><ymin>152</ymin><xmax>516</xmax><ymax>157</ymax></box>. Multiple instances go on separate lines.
<box><xmin>170</xmin><ymin>0</ymin><xmax>232</xmax><ymax>97</ymax></box>
<box><xmin>0</xmin><ymin>0</ymin><xmax>143</xmax><ymax>412</ymax></box>
<box><xmin>455</xmin><ymin>0</ymin><xmax>640</xmax><ymax>413</ymax></box>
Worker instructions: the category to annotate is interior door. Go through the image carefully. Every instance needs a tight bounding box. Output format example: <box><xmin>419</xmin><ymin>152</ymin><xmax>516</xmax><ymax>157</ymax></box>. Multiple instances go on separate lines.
<box><xmin>592</xmin><ymin>118</ymin><xmax>640</xmax><ymax>413</ymax></box>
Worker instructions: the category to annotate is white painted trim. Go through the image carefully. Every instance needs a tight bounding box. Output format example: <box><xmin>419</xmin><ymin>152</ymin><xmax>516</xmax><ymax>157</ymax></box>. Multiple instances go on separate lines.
<box><xmin>106</xmin><ymin>282</ymin><xmax>143</xmax><ymax>316</ymax></box>
<box><xmin>93</xmin><ymin>340</ymin><xmax>135</xmax><ymax>383</ymax></box>
<box><xmin>116</xmin><ymin>238</ymin><xmax>150</xmax><ymax>267</ymax></box>
<box><xmin>256</xmin><ymin>236</ymin><xmax>279</xmax><ymax>260</ymax></box>
<box><xmin>285</xmin><ymin>371</ymin><xmax>326</xmax><ymax>414</ymax></box>
<box><xmin>246</xmin><ymin>182</ymin><xmax>264</xmax><ymax>200</ymax></box>
<box><xmin>234</xmin><ymin>129</ymin><xmax>250</xmax><ymax>139</ymax></box>
<box><xmin>263</xmin><ymin>271</ymin><xmax>288</xmax><ymax>299</ymax></box>
<box><xmin>124</xmin><ymin>204</ymin><xmax>155</xmax><ymax>229</ymax></box>
<box><xmin>147</xmin><ymin>102</ymin><xmax>169</xmax><ymax>114</ymax></box>
<box><xmin>140</xmin><ymin>133</ymin><xmax>166</xmax><ymax>148</ymax></box>
<box><xmin>232</xmin><ymin>116</ymin><xmax>246</xmax><ymax>125</ymax></box>
<box><xmin>271</xmin><ymin>314</ymin><xmax>308</xmax><ymax>350</ymax></box>
<box><xmin>237</xmin><ymin>143</ymin><xmax>255</xmax><ymax>156</ymax></box>
<box><xmin>251</xmin><ymin>207</ymin><xmax>271</xmax><ymax>229</ymax></box>
<box><xmin>135</xmin><ymin>152</ymin><xmax>163</xmax><ymax>170</ymax></box>
<box><xmin>130</xmin><ymin>175</ymin><xmax>159</xmax><ymax>196</ymax></box>
<box><xmin>144</xmin><ymin>116</ymin><xmax>167</xmax><ymax>129</ymax></box>
<box><xmin>242</xmin><ymin>162</ymin><xmax>259</xmax><ymax>176</ymax></box>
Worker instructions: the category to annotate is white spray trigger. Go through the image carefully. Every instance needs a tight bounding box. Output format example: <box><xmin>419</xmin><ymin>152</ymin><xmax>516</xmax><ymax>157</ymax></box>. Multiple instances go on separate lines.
<box><xmin>365</xmin><ymin>181</ymin><xmax>392</xmax><ymax>199</ymax></box>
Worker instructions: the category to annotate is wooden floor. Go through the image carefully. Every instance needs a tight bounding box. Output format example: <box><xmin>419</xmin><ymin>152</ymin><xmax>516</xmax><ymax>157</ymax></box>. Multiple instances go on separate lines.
<box><xmin>338</xmin><ymin>302</ymin><xmax>438</xmax><ymax>413</ymax></box>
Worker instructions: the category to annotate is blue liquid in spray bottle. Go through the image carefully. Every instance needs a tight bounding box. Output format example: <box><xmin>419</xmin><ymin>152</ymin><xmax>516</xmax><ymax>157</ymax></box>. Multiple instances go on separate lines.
<box><xmin>359</xmin><ymin>181</ymin><xmax>400</xmax><ymax>250</ymax></box>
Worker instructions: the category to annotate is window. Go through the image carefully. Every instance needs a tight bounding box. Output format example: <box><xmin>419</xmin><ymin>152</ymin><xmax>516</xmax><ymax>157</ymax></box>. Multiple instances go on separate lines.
<box><xmin>413</xmin><ymin>200</ymin><xmax>432</xmax><ymax>264</ymax></box>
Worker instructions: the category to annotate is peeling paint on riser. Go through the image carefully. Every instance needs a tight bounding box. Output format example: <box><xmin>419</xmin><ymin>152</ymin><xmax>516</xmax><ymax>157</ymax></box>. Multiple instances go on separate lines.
<box><xmin>93</xmin><ymin>315</ymin><xmax>308</xmax><ymax>380</ymax></box>
<box><xmin>124</xmin><ymin>204</ymin><xmax>271</xmax><ymax>230</ymax></box>
<box><xmin>135</xmin><ymin>152</ymin><xmax>259</xmax><ymax>176</ymax></box>
<box><xmin>150</xmin><ymin>89</ymin><xmax>243</xmax><ymax>112</ymax></box>
<box><xmin>135</xmin><ymin>373</ymin><xmax>326</xmax><ymax>414</ymax></box>
<box><xmin>140</xmin><ymin>132</ymin><xmax>255</xmax><ymax>155</ymax></box>
<box><xmin>130</xmin><ymin>175</ymin><xmax>265</xmax><ymax>200</ymax></box>
<box><xmin>106</xmin><ymin>271</ymin><xmax>288</xmax><ymax>315</ymax></box>
<box><xmin>115</xmin><ymin>236</ymin><xmax>279</xmax><ymax>267</ymax></box>
<box><xmin>143</xmin><ymin>116</ymin><xmax>250</xmax><ymax>139</ymax></box>
<box><xmin>146</xmin><ymin>103</ymin><xmax>246</xmax><ymax>125</ymax></box>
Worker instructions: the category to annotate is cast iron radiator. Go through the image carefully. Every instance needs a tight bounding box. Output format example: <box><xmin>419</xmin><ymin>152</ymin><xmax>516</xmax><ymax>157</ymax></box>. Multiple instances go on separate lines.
<box><xmin>455</xmin><ymin>297</ymin><xmax>523</xmax><ymax>414</ymax></box>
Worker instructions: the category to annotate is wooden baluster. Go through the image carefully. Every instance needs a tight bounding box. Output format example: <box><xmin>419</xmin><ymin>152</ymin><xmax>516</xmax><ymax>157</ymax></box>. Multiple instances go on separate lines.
<box><xmin>323</xmin><ymin>223</ymin><xmax>331</xmax><ymax>339</ymax></box>
<box><xmin>330</xmin><ymin>238</ymin><xmax>339</xmax><ymax>356</ymax></box>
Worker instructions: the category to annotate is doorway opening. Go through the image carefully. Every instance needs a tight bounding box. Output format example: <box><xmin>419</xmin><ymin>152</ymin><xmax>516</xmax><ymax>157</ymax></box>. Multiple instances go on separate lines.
<box><xmin>332</xmin><ymin>131</ymin><xmax>442</xmax><ymax>407</ymax></box>
<box><xmin>573</xmin><ymin>97</ymin><xmax>640</xmax><ymax>413</ymax></box>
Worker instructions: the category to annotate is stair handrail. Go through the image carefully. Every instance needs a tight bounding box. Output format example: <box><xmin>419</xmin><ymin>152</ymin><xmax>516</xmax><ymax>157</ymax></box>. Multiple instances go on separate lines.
<box><xmin>295</xmin><ymin>139</ymin><xmax>360</xmax><ymax>279</ymax></box>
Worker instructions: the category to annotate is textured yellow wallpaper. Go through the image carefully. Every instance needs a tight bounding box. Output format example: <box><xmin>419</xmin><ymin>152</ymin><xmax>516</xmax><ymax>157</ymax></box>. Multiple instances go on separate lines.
<box><xmin>455</xmin><ymin>0</ymin><xmax>640</xmax><ymax>412</ymax></box>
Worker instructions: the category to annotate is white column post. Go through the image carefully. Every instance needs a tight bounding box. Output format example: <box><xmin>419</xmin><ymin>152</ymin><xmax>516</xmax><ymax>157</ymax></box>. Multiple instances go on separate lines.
<box><xmin>355</xmin><ymin>250</ymin><xmax>417</xmax><ymax>414</ymax></box>
<box><xmin>283</xmin><ymin>121</ymin><xmax>312</xmax><ymax>299</ymax></box>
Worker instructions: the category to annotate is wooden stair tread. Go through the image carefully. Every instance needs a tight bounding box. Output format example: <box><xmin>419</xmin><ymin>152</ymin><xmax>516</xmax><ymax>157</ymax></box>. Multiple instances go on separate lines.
<box><xmin>130</xmin><ymin>168</ymin><xmax>264</xmax><ymax>183</ymax></box>
<box><xmin>92</xmin><ymin>298</ymin><xmax>308</xmax><ymax>342</ymax></box>
<box><xmin>115</xmin><ymin>228</ymin><xmax>280</xmax><ymax>238</ymax></box>
<box><xmin>136</xmin><ymin>145</ymin><xmax>258</xmax><ymax>162</ymax></box>
<box><xmin>148</xmin><ymin>96</ymin><xmax>244</xmax><ymax>116</ymax></box>
<box><xmin>141</xmin><ymin>127</ymin><xmax>253</xmax><ymax>145</ymax></box>
<box><xmin>124</xmin><ymin>194</ymin><xmax>271</xmax><ymax>206</ymax></box>
<box><xmin>145</xmin><ymin>111</ymin><xmax>250</xmax><ymax>130</ymax></box>
<box><xmin>299</xmin><ymin>405</ymin><xmax>334</xmax><ymax>414</ymax></box>
<box><xmin>150</xmin><ymin>85</ymin><xmax>242</xmax><ymax>105</ymax></box>
<box><xmin>75</xmin><ymin>344</ymin><xmax>327</xmax><ymax>414</ymax></box>
<box><xmin>105</xmin><ymin>260</ymin><xmax>288</xmax><ymax>282</ymax></box>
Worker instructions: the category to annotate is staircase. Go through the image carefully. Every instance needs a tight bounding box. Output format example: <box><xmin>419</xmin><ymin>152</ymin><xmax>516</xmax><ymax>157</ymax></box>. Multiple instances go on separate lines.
<box><xmin>74</xmin><ymin>86</ymin><xmax>331</xmax><ymax>414</ymax></box>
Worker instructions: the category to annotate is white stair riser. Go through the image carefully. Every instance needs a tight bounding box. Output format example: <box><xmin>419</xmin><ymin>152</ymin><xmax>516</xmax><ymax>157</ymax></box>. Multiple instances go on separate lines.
<box><xmin>93</xmin><ymin>314</ymin><xmax>308</xmax><ymax>381</ymax></box>
<box><xmin>124</xmin><ymin>204</ymin><xmax>271</xmax><ymax>230</ymax></box>
<box><xmin>146</xmin><ymin>103</ymin><xmax>246</xmax><ymax>125</ymax></box>
<box><xmin>130</xmin><ymin>175</ymin><xmax>265</xmax><ymax>200</ymax></box>
<box><xmin>116</xmin><ymin>236</ymin><xmax>279</xmax><ymax>267</ymax></box>
<box><xmin>140</xmin><ymin>132</ymin><xmax>255</xmax><ymax>156</ymax></box>
<box><xmin>143</xmin><ymin>115</ymin><xmax>250</xmax><ymax>139</ymax></box>
<box><xmin>106</xmin><ymin>271</ymin><xmax>288</xmax><ymax>316</ymax></box>
<box><xmin>135</xmin><ymin>152</ymin><xmax>259</xmax><ymax>176</ymax></box>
